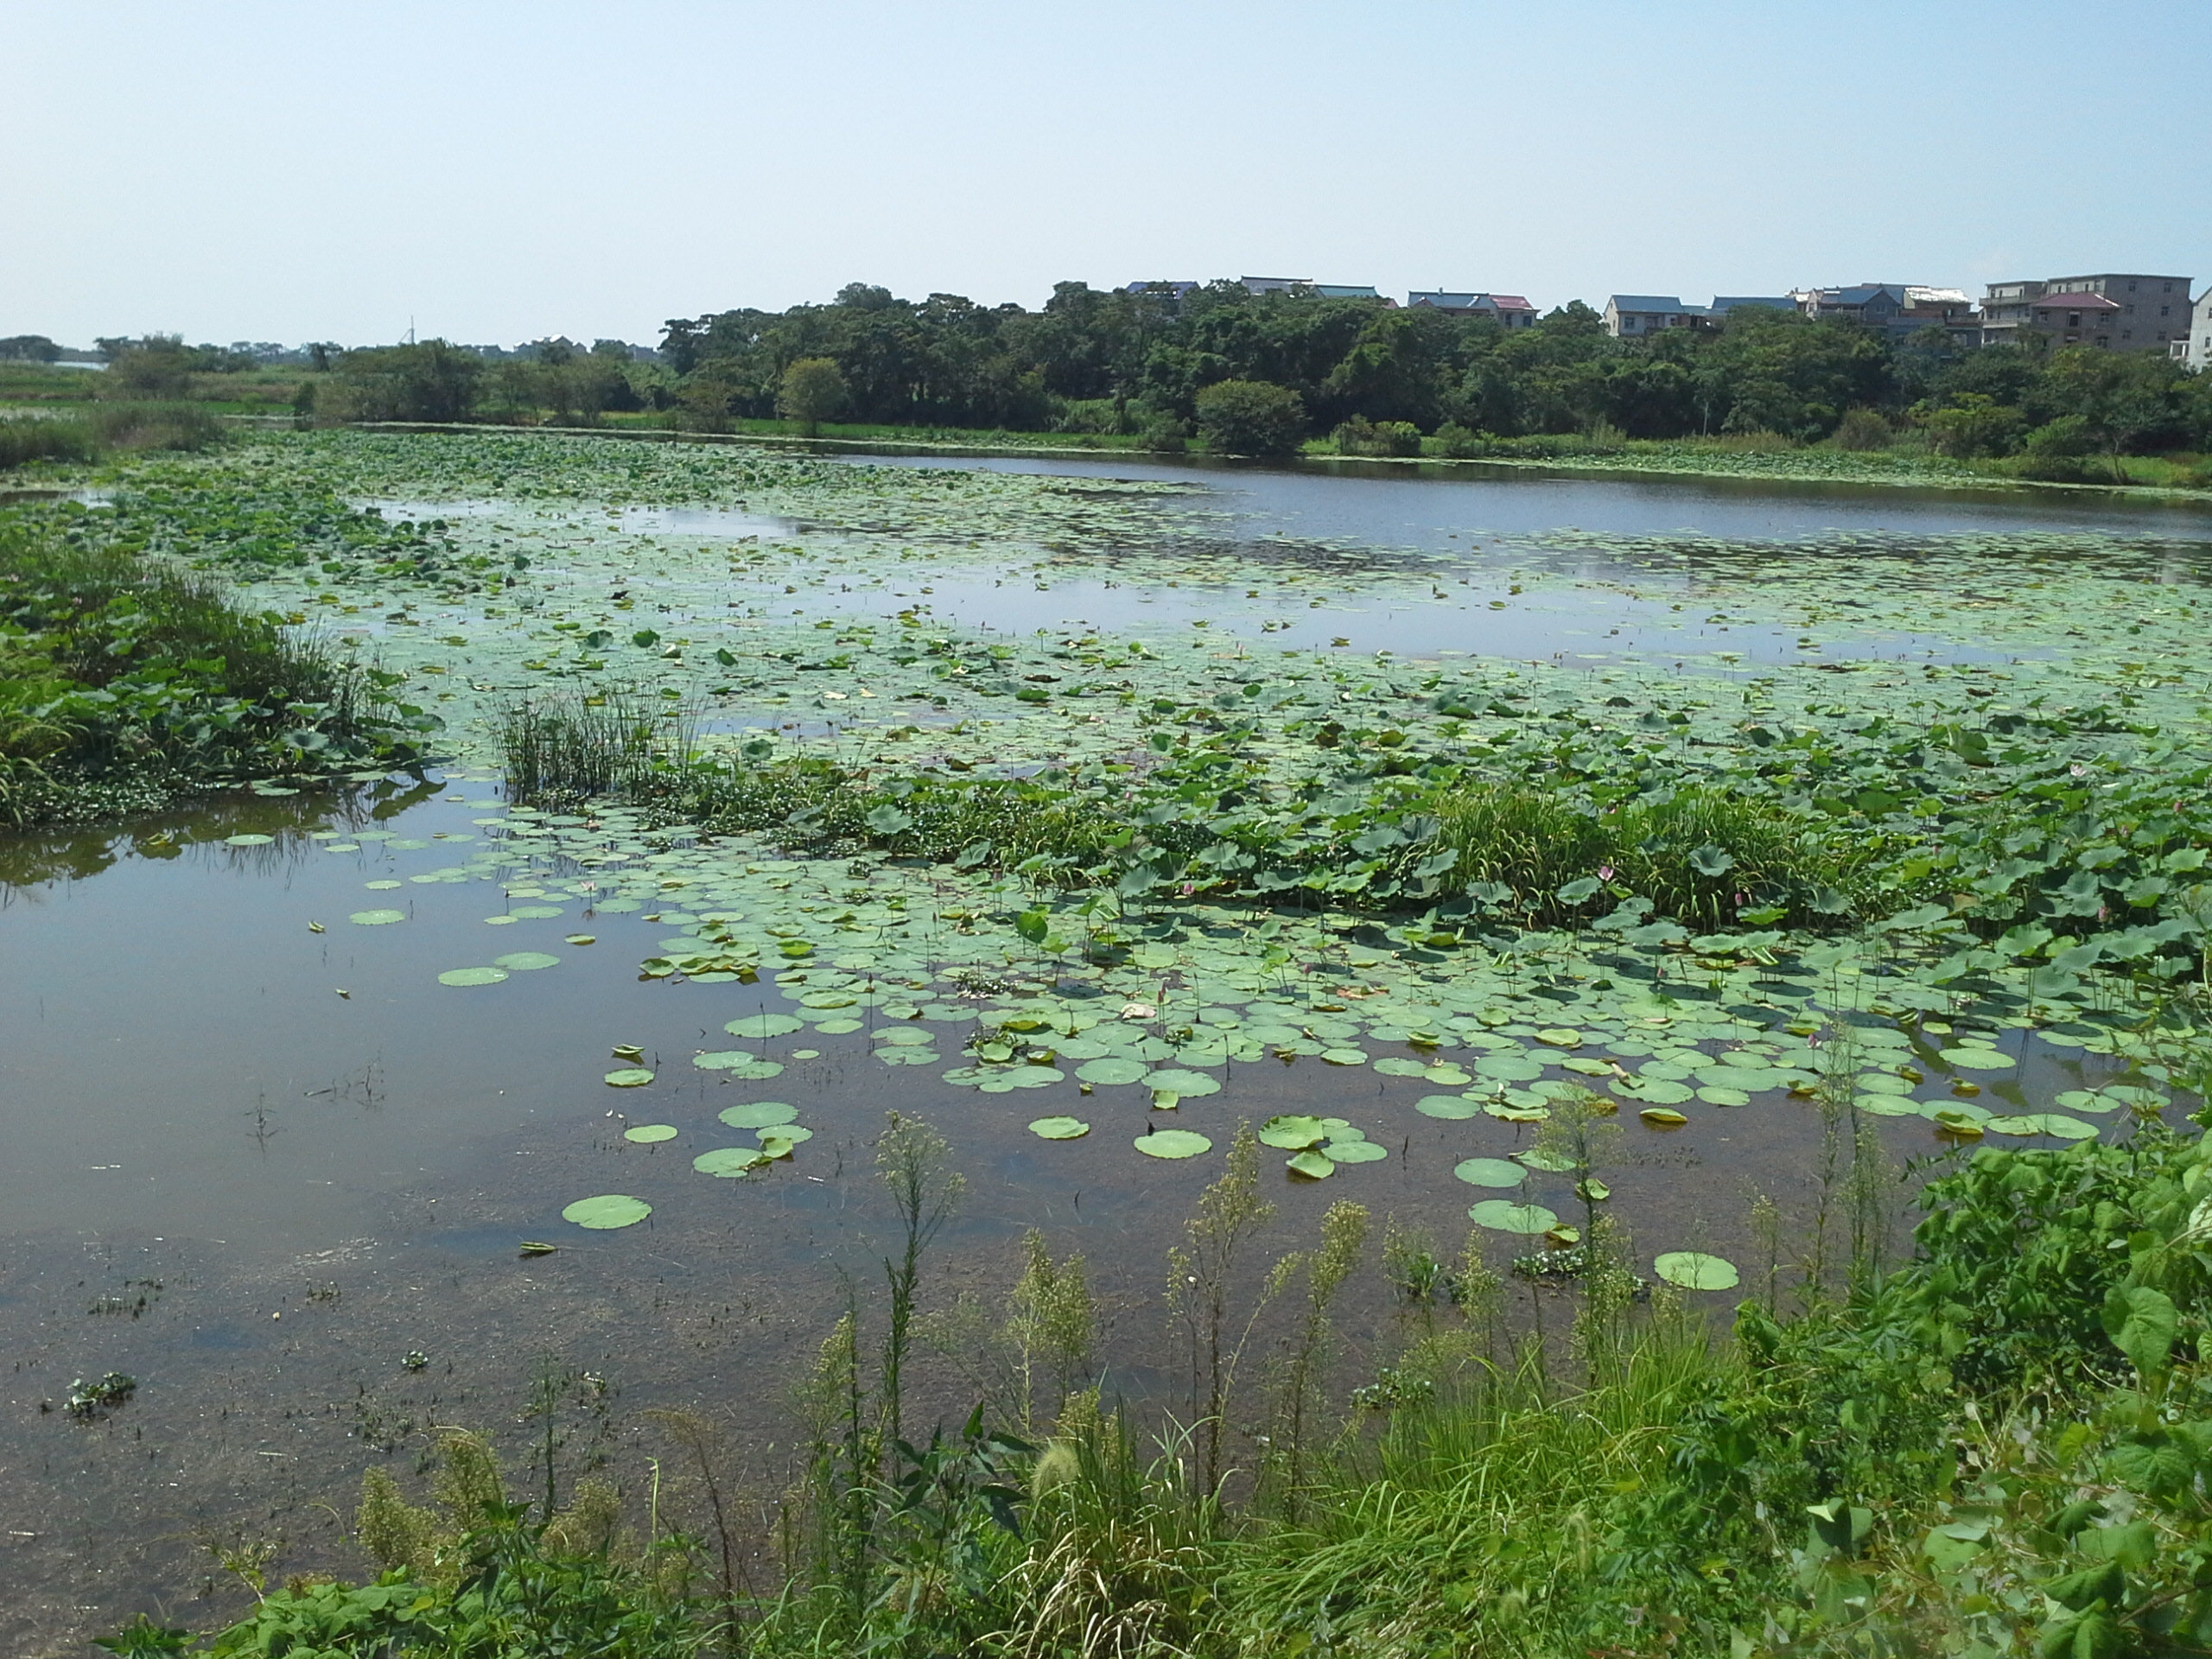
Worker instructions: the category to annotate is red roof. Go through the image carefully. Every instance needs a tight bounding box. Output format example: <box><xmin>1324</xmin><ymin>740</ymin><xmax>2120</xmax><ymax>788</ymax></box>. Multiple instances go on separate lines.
<box><xmin>2037</xmin><ymin>292</ymin><xmax>2120</xmax><ymax>310</ymax></box>
<box><xmin>1491</xmin><ymin>295</ymin><xmax>1535</xmax><ymax>310</ymax></box>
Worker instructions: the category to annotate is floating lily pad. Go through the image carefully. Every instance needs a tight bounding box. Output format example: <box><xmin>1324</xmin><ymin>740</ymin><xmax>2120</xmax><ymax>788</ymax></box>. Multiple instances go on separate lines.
<box><xmin>563</xmin><ymin>1194</ymin><xmax>652</xmax><ymax>1229</ymax></box>
<box><xmin>1028</xmin><ymin>1116</ymin><xmax>1090</xmax><ymax>1140</ymax></box>
<box><xmin>1484</xmin><ymin>1100</ymin><xmax>1549</xmax><ymax>1122</ymax></box>
<box><xmin>1939</xmin><ymin>1046</ymin><xmax>2015</xmax><ymax>1071</ymax></box>
<box><xmin>350</xmin><ymin>909</ymin><xmax>407</xmax><ymax>925</ymax></box>
<box><xmin>1454</xmin><ymin>1157</ymin><xmax>1527</xmax><ymax>1188</ymax></box>
<box><xmin>1286</xmin><ymin>1149</ymin><xmax>1335</xmax><ymax>1179</ymax></box>
<box><xmin>1415</xmin><ymin>1094</ymin><xmax>1483</xmax><ymax>1120</ymax></box>
<box><xmin>493</xmin><ymin>951</ymin><xmax>560</xmax><ymax>971</ymax></box>
<box><xmin>726</xmin><ymin>1014</ymin><xmax>804</xmax><ymax>1039</ymax></box>
<box><xmin>223</xmin><ymin>834</ymin><xmax>275</xmax><ymax>847</ymax></box>
<box><xmin>1319</xmin><ymin>1047</ymin><xmax>1369</xmax><ymax>1066</ymax></box>
<box><xmin>1653</xmin><ymin>1251</ymin><xmax>1739</xmax><ymax>1291</ymax></box>
<box><xmin>1534</xmin><ymin>1027</ymin><xmax>1583</xmax><ymax>1048</ymax></box>
<box><xmin>438</xmin><ymin>966</ymin><xmax>509</xmax><ymax>987</ymax></box>
<box><xmin>1324</xmin><ymin>1139</ymin><xmax>1389</xmax><ymax>1164</ymax></box>
<box><xmin>1134</xmin><ymin>1129</ymin><xmax>1212</xmax><ymax>1160</ymax></box>
<box><xmin>1982</xmin><ymin>1113</ymin><xmax>2097</xmax><ymax>1141</ymax></box>
<box><xmin>604</xmin><ymin>1068</ymin><xmax>655</xmax><ymax>1088</ymax></box>
<box><xmin>1638</xmin><ymin>1108</ymin><xmax>1689</xmax><ymax>1127</ymax></box>
<box><xmin>758</xmin><ymin>1123</ymin><xmax>813</xmax><ymax>1145</ymax></box>
<box><xmin>1468</xmin><ymin>1200</ymin><xmax>1559</xmax><ymax>1234</ymax></box>
<box><xmin>622</xmin><ymin>1123</ymin><xmax>678</xmax><ymax>1143</ymax></box>
<box><xmin>1853</xmin><ymin>1094</ymin><xmax>1923</xmax><ymax>1117</ymax></box>
<box><xmin>1373</xmin><ymin>1057</ymin><xmax>1433</xmax><ymax>1077</ymax></box>
<box><xmin>508</xmin><ymin>905</ymin><xmax>565</xmax><ymax>919</ymax></box>
<box><xmin>692</xmin><ymin>1147</ymin><xmax>766</xmax><ymax>1177</ymax></box>
<box><xmin>1259</xmin><ymin>1115</ymin><xmax>1329</xmax><ymax>1149</ymax></box>
<box><xmin>1141</xmin><ymin>1070</ymin><xmax>1220</xmax><ymax>1097</ymax></box>
<box><xmin>1076</xmin><ymin>1058</ymin><xmax>1150</xmax><ymax>1086</ymax></box>
<box><xmin>718</xmin><ymin>1101</ymin><xmax>797</xmax><ymax>1129</ymax></box>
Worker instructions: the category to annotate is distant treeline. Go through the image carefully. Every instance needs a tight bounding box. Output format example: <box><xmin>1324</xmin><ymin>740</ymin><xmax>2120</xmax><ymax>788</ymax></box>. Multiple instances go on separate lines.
<box><xmin>299</xmin><ymin>281</ymin><xmax>2212</xmax><ymax>461</ymax></box>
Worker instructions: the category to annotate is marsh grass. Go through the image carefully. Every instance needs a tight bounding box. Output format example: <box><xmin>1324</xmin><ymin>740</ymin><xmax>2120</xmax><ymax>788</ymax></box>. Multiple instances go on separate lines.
<box><xmin>1435</xmin><ymin>779</ymin><xmax>1860</xmax><ymax>926</ymax></box>
<box><xmin>0</xmin><ymin>404</ymin><xmax>226</xmax><ymax>472</ymax></box>
<box><xmin>498</xmin><ymin>687</ymin><xmax>681</xmax><ymax>808</ymax></box>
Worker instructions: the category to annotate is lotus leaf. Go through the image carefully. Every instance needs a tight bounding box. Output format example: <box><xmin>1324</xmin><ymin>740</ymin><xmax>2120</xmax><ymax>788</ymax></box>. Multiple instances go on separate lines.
<box><xmin>563</xmin><ymin>1194</ymin><xmax>652</xmax><ymax>1229</ymax></box>
<box><xmin>1654</xmin><ymin>1251</ymin><xmax>1739</xmax><ymax>1291</ymax></box>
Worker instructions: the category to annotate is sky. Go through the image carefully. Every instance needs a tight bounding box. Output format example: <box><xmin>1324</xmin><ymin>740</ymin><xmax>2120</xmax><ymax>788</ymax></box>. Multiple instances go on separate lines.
<box><xmin>5</xmin><ymin>0</ymin><xmax>2208</xmax><ymax>350</ymax></box>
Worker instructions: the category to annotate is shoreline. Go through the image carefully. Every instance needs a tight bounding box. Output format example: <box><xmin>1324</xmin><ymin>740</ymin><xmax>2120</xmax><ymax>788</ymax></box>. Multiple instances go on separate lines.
<box><xmin>346</xmin><ymin>417</ymin><xmax>2212</xmax><ymax>507</ymax></box>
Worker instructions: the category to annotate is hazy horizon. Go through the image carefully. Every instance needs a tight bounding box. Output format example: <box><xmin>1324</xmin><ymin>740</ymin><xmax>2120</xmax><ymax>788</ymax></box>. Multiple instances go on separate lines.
<box><xmin>6</xmin><ymin>0</ymin><xmax>2207</xmax><ymax>348</ymax></box>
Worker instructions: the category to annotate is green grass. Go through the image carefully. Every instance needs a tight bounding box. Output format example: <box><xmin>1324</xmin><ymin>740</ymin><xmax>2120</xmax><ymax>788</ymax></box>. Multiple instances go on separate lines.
<box><xmin>0</xmin><ymin>505</ymin><xmax>424</xmax><ymax>823</ymax></box>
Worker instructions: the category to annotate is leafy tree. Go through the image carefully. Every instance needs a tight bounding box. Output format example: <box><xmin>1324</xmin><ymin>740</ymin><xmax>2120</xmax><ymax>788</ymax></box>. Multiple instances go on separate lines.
<box><xmin>1915</xmin><ymin>392</ymin><xmax>2021</xmax><ymax>458</ymax></box>
<box><xmin>0</xmin><ymin>334</ymin><xmax>61</xmax><ymax>363</ymax></box>
<box><xmin>1194</xmin><ymin>378</ymin><xmax>1306</xmax><ymax>454</ymax></box>
<box><xmin>778</xmin><ymin>356</ymin><xmax>849</xmax><ymax>435</ymax></box>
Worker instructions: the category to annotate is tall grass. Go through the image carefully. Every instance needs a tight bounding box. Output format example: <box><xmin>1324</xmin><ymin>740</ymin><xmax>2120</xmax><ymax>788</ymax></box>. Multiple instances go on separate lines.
<box><xmin>1435</xmin><ymin>780</ymin><xmax>1858</xmax><ymax>926</ymax></box>
<box><xmin>497</xmin><ymin>688</ymin><xmax>684</xmax><ymax>808</ymax></box>
<box><xmin>0</xmin><ymin>416</ymin><xmax>99</xmax><ymax>469</ymax></box>
<box><xmin>0</xmin><ymin>404</ymin><xmax>225</xmax><ymax>472</ymax></box>
<box><xmin>1220</xmin><ymin>1319</ymin><xmax>1726</xmax><ymax>1653</ymax></box>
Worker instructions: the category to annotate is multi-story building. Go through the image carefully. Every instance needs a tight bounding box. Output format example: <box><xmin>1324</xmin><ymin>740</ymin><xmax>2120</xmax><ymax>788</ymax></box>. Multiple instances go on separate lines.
<box><xmin>2181</xmin><ymin>289</ymin><xmax>2212</xmax><ymax>372</ymax></box>
<box><xmin>1406</xmin><ymin>291</ymin><xmax>1540</xmax><ymax>328</ymax></box>
<box><xmin>1980</xmin><ymin>273</ymin><xmax>2191</xmax><ymax>352</ymax></box>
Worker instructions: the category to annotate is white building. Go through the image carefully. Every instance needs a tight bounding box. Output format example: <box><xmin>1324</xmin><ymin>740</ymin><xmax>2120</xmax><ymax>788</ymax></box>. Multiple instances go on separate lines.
<box><xmin>2183</xmin><ymin>289</ymin><xmax>2212</xmax><ymax>372</ymax></box>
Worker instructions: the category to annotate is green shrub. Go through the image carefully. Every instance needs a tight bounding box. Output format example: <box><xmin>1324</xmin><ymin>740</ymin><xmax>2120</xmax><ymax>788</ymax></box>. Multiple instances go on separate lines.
<box><xmin>1194</xmin><ymin>378</ymin><xmax>1306</xmax><ymax>456</ymax></box>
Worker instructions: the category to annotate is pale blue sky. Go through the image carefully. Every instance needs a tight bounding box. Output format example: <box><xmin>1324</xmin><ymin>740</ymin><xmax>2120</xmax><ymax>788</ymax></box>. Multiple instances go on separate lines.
<box><xmin>5</xmin><ymin>0</ymin><xmax>2206</xmax><ymax>348</ymax></box>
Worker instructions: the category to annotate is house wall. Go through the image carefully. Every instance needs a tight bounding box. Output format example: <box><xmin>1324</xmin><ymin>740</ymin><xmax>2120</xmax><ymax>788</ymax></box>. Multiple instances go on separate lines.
<box><xmin>1985</xmin><ymin>274</ymin><xmax>2192</xmax><ymax>353</ymax></box>
<box><xmin>2045</xmin><ymin>274</ymin><xmax>2192</xmax><ymax>353</ymax></box>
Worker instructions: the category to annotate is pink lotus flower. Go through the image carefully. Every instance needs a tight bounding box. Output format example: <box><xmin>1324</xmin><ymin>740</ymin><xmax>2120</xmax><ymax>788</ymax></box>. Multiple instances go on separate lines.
<box><xmin>1598</xmin><ymin>865</ymin><xmax>1615</xmax><ymax>882</ymax></box>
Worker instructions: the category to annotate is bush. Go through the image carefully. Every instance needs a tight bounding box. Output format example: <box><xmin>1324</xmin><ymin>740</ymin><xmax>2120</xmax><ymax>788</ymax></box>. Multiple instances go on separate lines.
<box><xmin>1828</xmin><ymin>405</ymin><xmax>1893</xmax><ymax>451</ymax></box>
<box><xmin>1052</xmin><ymin>398</ymin><xmax>1126</xmax><ymax>435</ymax></box>
<box><xmin>1139</xmin><ymin>414</ymin><xmax>1190</xmax><ymax>453</ymax></box>
<box><xmin>1431</xmin><ymin>421</ymin><xmax>1488</xmax><ymax>459</ymax></box>
<box><xmin>1331</xmin><ymin>416</ymin><xmax>1421</xmax><ymax>457</ymax></box>
<box><xmin>1193</xmin><ymin>379</ymin><xmax>1306</xmax><ymax>456</ymax></box>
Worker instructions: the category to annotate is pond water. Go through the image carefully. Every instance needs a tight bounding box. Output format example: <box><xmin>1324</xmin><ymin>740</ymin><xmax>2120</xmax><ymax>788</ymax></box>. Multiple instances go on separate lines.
<box><xmin>3</xmin><ymin>442</ymin><xmax>2204</xmax><ymax>1651</ymax></box>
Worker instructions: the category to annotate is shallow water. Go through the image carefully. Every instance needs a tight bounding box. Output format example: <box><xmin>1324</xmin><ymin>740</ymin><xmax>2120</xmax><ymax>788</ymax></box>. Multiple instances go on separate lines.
<box><xmin>3</xmin><ymin>447</ymin><xmax>2203</xmax><ymax>1651</ymax></box>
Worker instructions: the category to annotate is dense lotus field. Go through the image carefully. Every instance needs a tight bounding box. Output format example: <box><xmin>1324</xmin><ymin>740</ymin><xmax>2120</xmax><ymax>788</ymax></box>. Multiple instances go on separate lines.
<box><xmin>60</xmin><ymin>429</ymin><xmax>2212</xmax><ymax>1281</ymax></box>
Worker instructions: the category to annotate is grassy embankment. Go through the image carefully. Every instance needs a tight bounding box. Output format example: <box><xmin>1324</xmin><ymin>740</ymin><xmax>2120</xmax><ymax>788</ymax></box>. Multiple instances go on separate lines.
<box><xmin>100</xmin><ymin>1096</ymin><xmax>2212</xmax><ymax>1658</ymax></box>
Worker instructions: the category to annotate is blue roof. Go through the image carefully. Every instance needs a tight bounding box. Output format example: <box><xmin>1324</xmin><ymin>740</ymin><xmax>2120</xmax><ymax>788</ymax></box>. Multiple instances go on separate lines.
<box><xmin>1409</xmin><ymin>291</ymin><xmax>1488</xmax><ymax>308</ymax></box>
<box><xmin>1824</xmin><ymin>285</ymin><xmax>1907</xmax><ymax>305</ymax></box>
<box><xmin>1710</xmin><ymin>296</ymin><xmax>1795</xmax><ymax>313</ymax></box>
<box><xmin>1609</xmin><ymin>295</ymin><xmax>1690</xmax><ymax>312</ymax></box>
<box><xmin>1312</xmin><ymin>284</ymin><xmax>1381</xmax><ymax>299</ymax></box>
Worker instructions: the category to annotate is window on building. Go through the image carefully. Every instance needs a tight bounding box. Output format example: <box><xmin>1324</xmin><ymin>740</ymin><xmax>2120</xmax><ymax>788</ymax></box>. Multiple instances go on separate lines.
<box><xmin>2069</xmin><ymin>313</ymin><xmax>2082</xmax><ymax>327</ymax></box>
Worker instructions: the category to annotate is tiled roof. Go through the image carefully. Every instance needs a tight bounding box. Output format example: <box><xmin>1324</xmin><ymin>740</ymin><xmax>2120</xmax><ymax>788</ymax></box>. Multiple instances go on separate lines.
<box><xmin>2037</xmin><ymin>292</ymin><xmax>2121</xmax><ymax>310</ymax></box>
<box><xmin>1609</xmin><ymin>296</ymin><xmax>1688</xmax><ymax>313</ymax></box>
<box><xmin>1490</xmin><ymin>296</ymin><xmax>1535</xmax><ymax>309</ymax></box>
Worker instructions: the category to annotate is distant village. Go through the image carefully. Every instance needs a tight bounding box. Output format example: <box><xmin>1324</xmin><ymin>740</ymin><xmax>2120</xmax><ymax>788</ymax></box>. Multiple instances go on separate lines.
<box><xmin>8</xmin><ymin>270</ymin><xmax>2208</xmax><ymax>372</ymax></box>
<box><xmin>1126</xmin><ymin>272</ymin><xmax>2209</xmax><ymax>368</ymax></box>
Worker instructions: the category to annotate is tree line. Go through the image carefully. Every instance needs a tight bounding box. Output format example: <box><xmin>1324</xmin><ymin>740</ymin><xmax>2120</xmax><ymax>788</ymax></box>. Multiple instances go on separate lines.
<box><xmin>294</xmin><ymin>279</ymin><xmax>2212</xmax><ymax>461</ymax></box>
